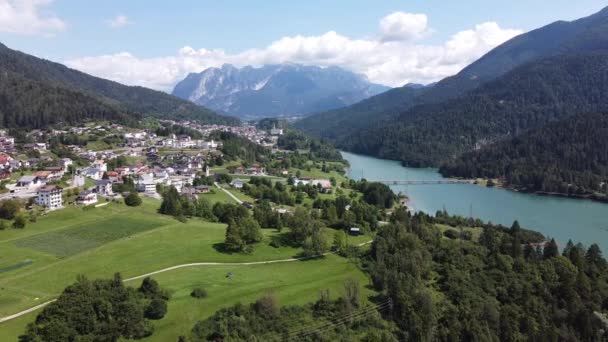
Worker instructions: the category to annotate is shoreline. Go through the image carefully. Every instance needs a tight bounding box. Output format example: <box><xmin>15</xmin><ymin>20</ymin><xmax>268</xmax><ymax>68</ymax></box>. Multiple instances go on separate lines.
<box><xmin>479</xmin><ymin>181</ymin><xmax>608</xmax><ymax>204</ymax></box>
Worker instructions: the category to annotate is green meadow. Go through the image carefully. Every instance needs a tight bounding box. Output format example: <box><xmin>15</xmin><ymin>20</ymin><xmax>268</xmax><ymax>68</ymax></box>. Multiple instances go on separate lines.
<box><xmin>0</xmin><ymin>196</ymin><xmax>371</xmax><ymax>341</ymax></box>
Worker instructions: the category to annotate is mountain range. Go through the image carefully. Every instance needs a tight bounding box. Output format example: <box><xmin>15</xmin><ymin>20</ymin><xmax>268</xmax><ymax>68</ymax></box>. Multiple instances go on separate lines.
<box><xmin>0</xmin><ymin>43</ymin><xmax>238</xmax><ymax>129</ymax></box>
<box><xmin>172</xmin><ymin>64</ymin><xmax>389</xmax><ymax>118</ymax></box>
<box><xmin>296</xmin><ymin>6</ymin><xmax>608</xmax><ymax>142</ymax></box>
<box><xmin>296</xmin><ymin>6</ymin><xmax>608</xmax><ymax>197</ymax></box>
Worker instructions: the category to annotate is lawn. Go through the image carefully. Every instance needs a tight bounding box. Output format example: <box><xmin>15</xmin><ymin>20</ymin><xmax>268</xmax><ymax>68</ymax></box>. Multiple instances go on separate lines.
<box><xmin>0</xmin><ymin>255</ymin><xmax>371</xmax><ymax>342</ymax></box>
<box><xmin>13</xmin><ymin>216</ymin><xmax>165</xmax><ymax>258</ymax></box>
<box><xmin>135</xmin><ymin>255</ymin><xmax>371</xmax><ymax>341</ymax></box>
<box><xmin>0</xmin><ymin>190</ymin><xmax>374</xmax><ymax>341</ymax></box>
<box><xmin>85</xmin><ymin>140</ymin><xmax>112</xmax><ymax>151</ymax></box>
<box><xmin>218</xmin><ymin>184</ymin><xmax>255</xmax><ymax>203</ymax></box>
<box><xmin>435</xmin><ymin>223</ymin><xmax>483</xmax><ymax>241</ymax></box>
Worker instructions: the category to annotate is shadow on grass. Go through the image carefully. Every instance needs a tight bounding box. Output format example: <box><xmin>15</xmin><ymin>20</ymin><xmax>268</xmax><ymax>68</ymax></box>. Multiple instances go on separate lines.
<box><xmin>269</xmin><ymin>231</ymin><xmax>300</xmax><ymax>248</ymax></box>
<box><xmin>212</xmin><ymin>242</ymin><xmax>238</xmax><ymax>255</ymax></box>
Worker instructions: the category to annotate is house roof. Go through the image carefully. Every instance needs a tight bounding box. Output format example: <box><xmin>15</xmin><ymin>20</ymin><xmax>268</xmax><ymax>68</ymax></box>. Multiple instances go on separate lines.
<box><xmin>0</xmin><ymin>154</ymin><xmax>11</xmax><ymax>163</ymax></box>
<box><xmin>39</xmin><ymin>185</ymin><xmax>62</xmax><ymax>192</ymax></box>
<box><xmin>18</xmin><ymin>175</ymin><xmax>38</xmax><ymax>183</ymax></box>
<box><xmin>34</xmin><ymin>171</ymin><xmax>52</xmax><ymax>177</ymax></box>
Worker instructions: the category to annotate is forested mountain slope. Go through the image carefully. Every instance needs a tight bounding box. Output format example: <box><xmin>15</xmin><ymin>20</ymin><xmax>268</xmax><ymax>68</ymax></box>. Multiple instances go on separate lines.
<box><xmin>440</xmin><ymin>112</ymin><xmax>608</xmax><ymax>198</ymax></box>
<box><xmin>0</xmin><ymin>43</ymin><xmax>238</xmax><ymax>127</ymax></box>
<box><xmin>0</xmin><ymin>70</ymin><xmax>132</xmax><ymax>128</ymax></box>
<box><xmin>296</xmin><ymin>6</ymin><xmax>608</xmax><ymax>142</ymax></box>
<box><xmin>339</xmin><ymin>53</ymin><xmax>608</xmax><ymax>167</ymax></box>
<box><xmin>295</xmin><ymin>85</ymin><xmax>426</xmax><ymax>140</ymax></box>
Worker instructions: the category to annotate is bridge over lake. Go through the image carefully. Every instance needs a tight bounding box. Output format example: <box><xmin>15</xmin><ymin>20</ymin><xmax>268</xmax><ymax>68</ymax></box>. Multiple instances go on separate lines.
<box><xmin>376</xmin><ymin>179</ymin><xmax>475</xmax><ymax>185</ymax></box>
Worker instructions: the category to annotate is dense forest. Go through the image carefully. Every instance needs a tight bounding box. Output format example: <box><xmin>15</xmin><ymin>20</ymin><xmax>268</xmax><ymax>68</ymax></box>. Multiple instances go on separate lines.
<box><xmin>210</xmin><ymin>131</ymin><xmax>270</xmax><ymax>163</ymax></box>
<box><xmin>295</xmin><ymin>85</ymin><xmax>426</xmax><ymax>141</ymax></box>
<box><xmin>187</xmin><ymin>209</ymin><xmax>608</xmax><ymax>341</ymax></box>
<box><xmin>365</xmin><ymin>210</ymin><xmax>608</xmax><ymax>341</ymax></box>
<box><xmin>440</xmin><ymin>112</ymin><xmax>608</xmax><ymax>198</ymax></box>
<box><xmin>0</xmin><ymin>42</ymin><xmax>238</xmax><ymax>128</ymax></box>
<box><xmin>0</xmin><ymin>70</ymin><xmax>135</xmax><ymax>128</ymax></box>
<box><xmin>277</xmin><ymin>130</ymin><xmax>343</xmax><ymax>161</ymax></box>
<box><xmin>339</xmin><ymin>53</ymin><xmax>608</xmax><ymax>167</ymax></box>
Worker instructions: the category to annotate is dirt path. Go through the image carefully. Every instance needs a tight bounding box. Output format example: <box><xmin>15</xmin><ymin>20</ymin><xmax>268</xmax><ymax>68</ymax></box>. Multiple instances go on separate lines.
<box><xmin>214</xmin><ymin>182</ymin><xmax>243</xmax><ymax>204</ymax></box>
<box><xmin>0</xmin><ymin>241</ymin><xmax>372</xmax><ymax>324</ymax></box>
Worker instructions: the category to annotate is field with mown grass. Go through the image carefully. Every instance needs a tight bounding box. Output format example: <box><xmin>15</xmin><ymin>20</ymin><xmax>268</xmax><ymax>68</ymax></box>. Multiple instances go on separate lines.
<box><xmin>0</xmin><ymin>196</ymin><xmax>372</xmax><ymax>341</ymax></box>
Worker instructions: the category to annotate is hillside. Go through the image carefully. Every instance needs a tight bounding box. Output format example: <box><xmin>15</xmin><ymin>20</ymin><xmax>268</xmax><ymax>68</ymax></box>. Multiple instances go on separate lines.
<box><xmin>297</xmin><ymin>6</ymin><xmax>608</xmax><ymax>141</ymax></box>
<box><xmin>439</xmin><ymin>112</ymin><xmax>608</xmax><ymax>199</ymax></box>
<box><xmin>0</xmin><ymin>43</ymin><xmax>238</xmax><ymax>127</ymax></box>
<box><xmin>0</xmin><ymin>70</ymin><xmax>133</xmax><ymax>128</ymax></box>
<box><xmin>295</xmin><ymin>84</ymin><xmax>427</xmax><ymax>140</ymax></box>
<box><xmin>339</xmin><ymin>53</ymin><xmax>608</xmax><ymax>167</ymax></box>
<box><xmin>172</xmin><ymin>64</ymin><xmax>389</xmax><ymax>118</ymax></box>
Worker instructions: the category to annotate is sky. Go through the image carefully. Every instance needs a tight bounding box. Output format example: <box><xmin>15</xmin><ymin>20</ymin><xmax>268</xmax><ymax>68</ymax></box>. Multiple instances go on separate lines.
<box><xmin>0</xmin><ymin>0</ymin><xmax>605</xmax><ymax>91</ymax></box>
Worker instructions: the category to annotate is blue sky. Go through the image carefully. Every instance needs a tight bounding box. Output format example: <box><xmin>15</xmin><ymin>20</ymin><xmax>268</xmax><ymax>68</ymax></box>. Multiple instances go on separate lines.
<box><xmin>0</xmin><ymin>0</ymin><xmax>605</xmax><ymax>90</ymax></box>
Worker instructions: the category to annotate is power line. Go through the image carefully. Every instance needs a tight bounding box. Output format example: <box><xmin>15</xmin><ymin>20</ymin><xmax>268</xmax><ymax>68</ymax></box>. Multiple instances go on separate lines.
<box><xmin>288</xmin><ymin>301</ymin><xmax>392</xmax><ymax>341</ymax></box>
<box><xmin>279</xmin><ymin>299</ymin><xmax>392</xmax><ymax>341</ymax></box>
<box><xmin>261</xmin><ymin>300</ymin><xmax>392</xmax><ymax>342</ymax></box>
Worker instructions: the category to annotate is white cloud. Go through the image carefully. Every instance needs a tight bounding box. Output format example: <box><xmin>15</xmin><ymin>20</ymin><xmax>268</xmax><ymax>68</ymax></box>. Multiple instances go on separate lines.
<box><xmin>106</xmin><ymin>14</ymin><xmax>131</xmax><ymax>28</ymax></box>
<box><xmin>0</xmin><ymin>0</ymin><xmax>65</xmax><ymax>36</ymax></box>
<box><xmin>65</xmin><ymin>12</ymin><xmax>523</xmax><ymax>91</ymax></box>
<box><xmin>379</xmin><ymin>12</ymin><xmax>429</xmax><ymax>42</ymax></box>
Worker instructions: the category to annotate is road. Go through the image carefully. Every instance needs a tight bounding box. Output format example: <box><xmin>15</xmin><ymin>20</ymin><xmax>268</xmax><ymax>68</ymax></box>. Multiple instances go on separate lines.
<box><xmin>214</xmin><ymin>182</ymin><xmax>243</xmax><ymax>204</ymax></box>
<box><xmin>0</xmin><ymin>241</ymin><xmax>372</xmax><ymax>324</ymax></box>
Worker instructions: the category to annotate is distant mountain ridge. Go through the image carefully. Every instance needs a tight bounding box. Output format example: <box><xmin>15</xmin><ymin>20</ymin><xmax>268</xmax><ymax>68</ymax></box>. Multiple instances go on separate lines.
<box><xmin>172</xmin><ymin>64</ymin><xmax>390</xmax><ymax>118</ymax></box>
<box><xmin>0</xmin><ymin>43</ymin><xmax>238</xmax><ymax>128</ymax></box>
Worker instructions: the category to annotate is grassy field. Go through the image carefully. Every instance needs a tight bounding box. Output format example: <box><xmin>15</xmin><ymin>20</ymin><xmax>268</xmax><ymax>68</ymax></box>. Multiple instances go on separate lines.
<box><xmin>85</xmin><ymin>140</ymin><xmax>112</xmax><ymax>151</ymax></box>
<box><xmin>13</xmin><ymin>216</ymin><xmax>165</xmax><ymax>258</ymax></box>
<box><xmin>218</xmin><ymin>184</ymin><xmax>255</xmax><ymax>203</ymax></box>
<box><xmin>0</xmin><ymin>195</ymin><xmax>372</xmax><ymax>341</ymax></box>
<box><xmin>136</xmin><ymin>255</ymin><xmax>370</xmax><ymax>341</ymax></box>
<box><xmin>435</xmin><ymin>223</ymin><xmax>483</xmax><ymax>241</ymax></box>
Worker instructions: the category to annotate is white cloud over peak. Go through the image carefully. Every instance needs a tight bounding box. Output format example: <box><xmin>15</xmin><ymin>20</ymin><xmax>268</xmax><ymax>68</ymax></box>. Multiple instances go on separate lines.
<box><xmin>379</xmin><ymin>12</ymin><xmax>429</xmax><ymax>42</ymax></box>
<box><xmin>0</xmin><ymin>0</ymin><xmax>65</xmax><ymax>36</ymax></box>
<box><xmin>66</xmin><ymin>12</ymin><xmax>523</xmax><ymax>91</ymax></box>
<box><xmin>106</xmin><ymin>14</ymin><xmax>131</xmax><ymax>28</ymax></box>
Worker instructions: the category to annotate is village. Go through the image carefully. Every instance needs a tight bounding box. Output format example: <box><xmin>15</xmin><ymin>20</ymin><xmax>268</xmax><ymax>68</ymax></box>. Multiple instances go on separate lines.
<box><xmin>0</xmin><ymin>120</ymin><xmax>337</xmax><ymax>213</ymax></box>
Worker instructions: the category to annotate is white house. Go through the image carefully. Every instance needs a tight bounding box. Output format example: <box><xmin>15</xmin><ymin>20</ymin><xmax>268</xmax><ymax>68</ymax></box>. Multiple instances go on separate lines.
<box><xmin>16</xmin><ymin>175</ymin><xmax>43</xmax><ymax>189</ymax></box>
<box><xmin>82</xmin><ymin>168</ymin><xmax>102</xmax><ymax>180</ymax></box>
<box><xmin>230</xmin><ymin>179</ymin><xmax>245</xmax><ymax>189</ymax></box>
<box><xmin>92</xmin><ymin>160</ymin><xmax>107</xmax><ymax>172</ymax></box>
<box><xmin>76</xmin><ymin>190</ymin><xmax>98</xmax><ymax>205</ymax></box>
<box><xmin>36</xmin><ymin>185</ymin><xmax>63</xmax><ymax>210</ymax></box>
<box><xmin>60</xmin><ymin>158</ymin><xmax>73</xmax><ymax>170</ymax></box>
<box><xmin>124</xmin><ymin>131</ymin><xmax>147</xmax><ymax>139</ymax></box>
<box><xmin>294</xmin><ymin>177</ymin><xmax>312</xmax><ymax>186</ymax></box>
<box><xmin>95</xmin><ymin>179</ymin><xmax>113</xmax><ymax>196</ymax></box>
<box><xmin>312</xmin><ymin>179</ymin><xmax>333</xmax><ymax>193</ymax></box>
<box><xmin>137</xmin><ymin>174</ymin><xmax>156</xmax><ymax>193</ymax></box>
<box><xmin>270</xmin><ymin>125</ymin><xmax>284</xmax><ymax>136</ymax></box>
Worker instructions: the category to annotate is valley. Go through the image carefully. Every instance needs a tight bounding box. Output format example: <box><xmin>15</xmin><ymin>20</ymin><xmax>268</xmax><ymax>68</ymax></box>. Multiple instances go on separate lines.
<box><xmin>0</xmin><ymin>2</ymin><xmax>607</xmax><ymax>341</ymax></box>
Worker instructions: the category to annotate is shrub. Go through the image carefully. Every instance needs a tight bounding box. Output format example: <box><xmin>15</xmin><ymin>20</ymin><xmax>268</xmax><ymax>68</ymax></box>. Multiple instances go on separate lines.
<box><xmin>190</xmin><ymin>288</ymin><xmax>208</xmax><ymax>298</ymax></box>
<box><xmin>13</xmin><ymin>214</ymin><xmax>27</xmax><ymax>229</ymax></box>
<box><xmin>144</xmin><ymin>298</ymin><xmax>167</xmax><ymax>320</ymax></box>
<box><xmin>0</xmin><ymin>199</ymin><xmax>21</xmax><ymax>220</ymax></box>
<box><xmin>125</xmin><ymin>192</ymin><xmax>142</xmax><ymax>207</ymax></box>
<box><xmin>443</xmin><ymin>229</ymin><xmax>459</xmax><ymax>239</ymax></box>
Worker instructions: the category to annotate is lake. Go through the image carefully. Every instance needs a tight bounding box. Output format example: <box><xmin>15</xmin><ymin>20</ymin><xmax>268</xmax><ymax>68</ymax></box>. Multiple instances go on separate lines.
<box><xmin>342</xmin><ymin>151</ymin><xmax>608</xmax><ymax>250</ymax></box>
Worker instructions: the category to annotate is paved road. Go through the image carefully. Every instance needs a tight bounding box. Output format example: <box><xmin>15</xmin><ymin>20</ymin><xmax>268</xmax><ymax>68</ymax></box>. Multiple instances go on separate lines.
<box><xmin>0</xmin><ymin>241</ymin><xmax>372</xmax><ymax>324</ymax></box>
<box><xmin>214</xmin><ymin>182</ymin><xmax>243</xmax><ymax>204</ymax></box>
